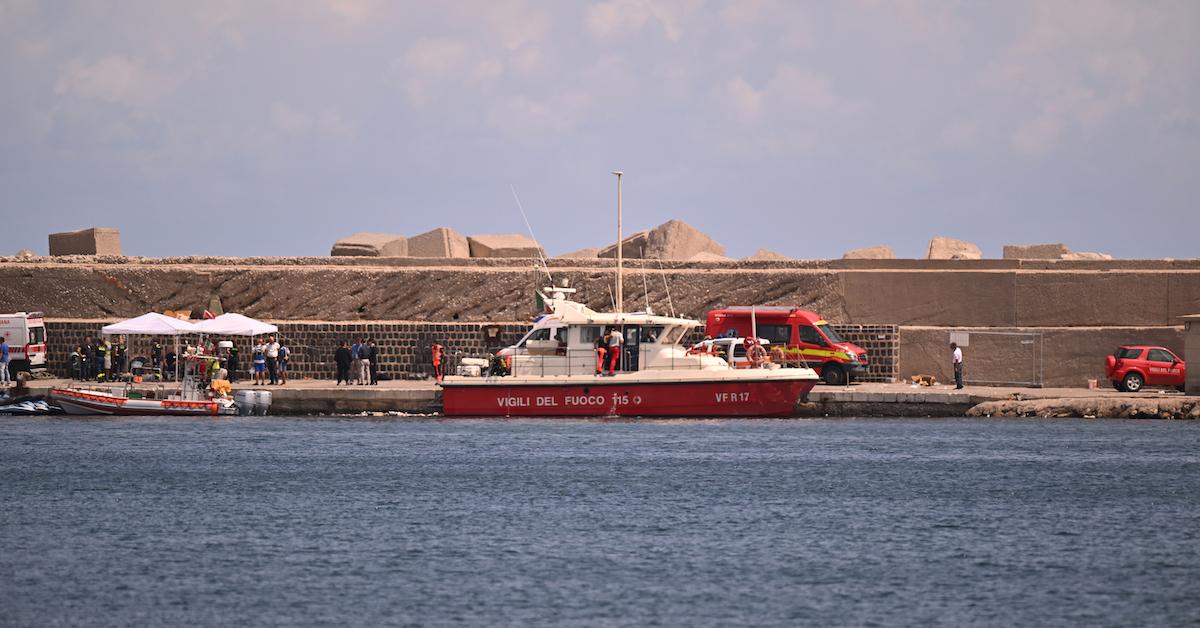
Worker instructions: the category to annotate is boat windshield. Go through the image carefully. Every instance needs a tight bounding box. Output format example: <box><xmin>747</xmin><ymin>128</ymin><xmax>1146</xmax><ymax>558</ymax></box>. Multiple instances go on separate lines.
<box><xmin>519</xmin><ymin>327</ymin><xmax>552</xmax><ymax>346</ymax></box>
<box><xmin>660</xmin><ymin>326</ymin><xmax>686</xmax><ymax>345</ymax></box>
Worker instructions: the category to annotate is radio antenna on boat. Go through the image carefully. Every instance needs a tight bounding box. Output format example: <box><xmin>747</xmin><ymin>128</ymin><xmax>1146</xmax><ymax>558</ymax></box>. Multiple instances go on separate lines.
<box><xmin>612</xmin><ymin>171</ymin><xmax>623</xmax><ymax>313</ymax></box>
<box><xmin>641</xmin><ymin>265</ymin><xmax>650</xmax><ymax>312</ymax></box>
<box><xmin>655</xmin><ymin>258</ymin><xmax>677</xmax><ymax>318</ymax></box>
<box><xmin>509</xmin><ymin>184</ymin><xmax>554</xmax><ymax>283</ymax></box>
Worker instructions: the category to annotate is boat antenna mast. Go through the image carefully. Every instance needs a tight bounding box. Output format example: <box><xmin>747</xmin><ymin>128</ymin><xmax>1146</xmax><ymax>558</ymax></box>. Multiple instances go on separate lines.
<box><xmin>656</xmin><ymin>258</ymin><xmax>678</xmax><ymax>318</ymax></box>
<box><xmin>509</xmin><ymin>184</ymin><xmax>554</xmax><ymax>285</ymax></box>
<box><xmin>612</xmin><ymin>170</ymin><xmax>623</xmax><ymax>313</ymax></box>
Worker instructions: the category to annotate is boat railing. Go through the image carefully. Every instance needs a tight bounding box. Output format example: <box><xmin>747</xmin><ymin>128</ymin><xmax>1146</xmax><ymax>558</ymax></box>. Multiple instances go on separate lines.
<box><xmin>503</xmin><ymin>346</ymin><xmax>728</xmax><ymax>377</ymax></box>
<box><xmin>767</xmin><ymin>347</ymin><xmax>814</xmax><ymax>370</ymax></box>
<box><xmin>447</xmin><ymin>343</ymin><xmax>816</xmax><ymax>379</ymax></box>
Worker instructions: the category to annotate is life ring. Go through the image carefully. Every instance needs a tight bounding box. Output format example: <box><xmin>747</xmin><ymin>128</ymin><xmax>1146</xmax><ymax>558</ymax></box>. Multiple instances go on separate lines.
<box><xmin>747</xmin><ymin>342</ymin><xmax>768</xmax><ymax>367</ymax></box>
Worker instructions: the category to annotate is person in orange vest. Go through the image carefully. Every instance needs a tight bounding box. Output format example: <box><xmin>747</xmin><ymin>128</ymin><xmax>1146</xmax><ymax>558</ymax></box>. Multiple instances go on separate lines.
<box><xmin>431</xmin><ymin>343</ymin><xmax>444</xmax><ymax>383</ymax></box>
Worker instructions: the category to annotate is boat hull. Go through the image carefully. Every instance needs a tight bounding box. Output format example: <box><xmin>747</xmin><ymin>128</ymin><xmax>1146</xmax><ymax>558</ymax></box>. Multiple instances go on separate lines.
<box><xmin>441</xmin><ymin>378</ymin><xmax>815</xmax><ymax>417</ymax></box>
<box><xmin>48</xmin><ymin>388</ymin><xmax>227</xmax><ymax>416</ymax></box>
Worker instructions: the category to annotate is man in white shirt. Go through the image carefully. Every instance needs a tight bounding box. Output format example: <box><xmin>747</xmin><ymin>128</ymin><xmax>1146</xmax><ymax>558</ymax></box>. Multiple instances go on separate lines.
<box><xmin>605</xmin><ymin>327</ymin><xmax>624</xmax><ymax>375</ymax></box>
<box><xmin>265</xmin><ymin>335</ymin><xmax>281</xmax><ymax>385</ymax></box>
<box><xmin>951</xmin><ymin>342</ymin><xmax>964</xmax><ymax>390</ymax></box>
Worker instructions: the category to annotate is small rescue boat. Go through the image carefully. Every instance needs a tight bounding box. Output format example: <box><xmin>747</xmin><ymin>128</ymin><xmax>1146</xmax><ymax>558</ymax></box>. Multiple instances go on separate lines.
<box><xmin>48</xmin><ymin>353</ymin><xmax>252</xmax><ymax>416</ymax></box>
<box><xmin>48</xmin><ymin>386</ymin><xmax>237</xmax><ymax>416</ymax></box>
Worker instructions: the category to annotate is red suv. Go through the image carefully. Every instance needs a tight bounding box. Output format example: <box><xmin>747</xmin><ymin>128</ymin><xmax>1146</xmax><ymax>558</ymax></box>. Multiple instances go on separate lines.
<box><xmin>1105</xmin><ymin>346</ymin><xmax>1186</xmax><ymax>392</ymax></box>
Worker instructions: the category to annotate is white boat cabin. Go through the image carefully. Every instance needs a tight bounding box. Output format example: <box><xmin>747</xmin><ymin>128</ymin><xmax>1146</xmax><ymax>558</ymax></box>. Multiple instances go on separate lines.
<box><xmin>499</xmin><ymin>287</ymin><xmax>732</xmax><ymax>377</ymax></box>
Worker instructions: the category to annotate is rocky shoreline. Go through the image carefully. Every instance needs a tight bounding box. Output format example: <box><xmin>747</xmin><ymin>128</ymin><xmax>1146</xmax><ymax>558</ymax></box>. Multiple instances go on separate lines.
<box><xmin>967</xmin><ymin>397</ymin><xmax>1200</xmax><ymax>420</ymax></box>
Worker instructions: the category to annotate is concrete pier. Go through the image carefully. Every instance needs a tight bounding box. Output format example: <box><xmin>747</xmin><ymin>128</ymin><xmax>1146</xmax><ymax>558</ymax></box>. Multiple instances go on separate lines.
<box><xmin>19</xmin><ymin>379</ymin><xmax>1199</xmax><ymax>418</ymax></box>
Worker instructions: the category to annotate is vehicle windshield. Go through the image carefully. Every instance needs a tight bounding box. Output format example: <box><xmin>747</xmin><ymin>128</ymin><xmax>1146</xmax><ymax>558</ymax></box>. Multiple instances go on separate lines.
<box><xmin>816</xmin><ymin>323</ymin><xmax>844</xmax><ymax>344</ymax></box>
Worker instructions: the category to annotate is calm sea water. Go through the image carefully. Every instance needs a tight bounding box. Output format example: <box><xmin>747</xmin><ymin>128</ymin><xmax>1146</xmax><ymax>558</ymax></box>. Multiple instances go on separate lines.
<box><xmin>2</xmin><ymin>417</ymin><xmax>1198</xmax><ymax>627</ymax></box>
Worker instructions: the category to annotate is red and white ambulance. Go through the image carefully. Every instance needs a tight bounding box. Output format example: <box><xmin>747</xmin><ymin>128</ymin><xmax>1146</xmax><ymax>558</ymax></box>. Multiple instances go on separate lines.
<box><xmin>1</xmin><ymin>311</ymin><xmax>48</xmax><ymax>376</ymax></box>
<box><xmin>705</xmin><ymin>306</ymin><xmax>868</xmax><ymax>385</ymax></box>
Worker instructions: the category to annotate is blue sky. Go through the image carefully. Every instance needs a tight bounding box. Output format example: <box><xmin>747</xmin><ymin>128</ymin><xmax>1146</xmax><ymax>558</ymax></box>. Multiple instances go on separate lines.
<box><xmin>2</xmin><ymin>1</ymin><xmax>1197</xmax><ymax>258</ymax></box>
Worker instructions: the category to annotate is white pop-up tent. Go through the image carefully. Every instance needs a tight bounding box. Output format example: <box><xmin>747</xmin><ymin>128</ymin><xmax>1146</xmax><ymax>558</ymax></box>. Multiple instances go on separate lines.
<box><xmin>102</xmin><ymin>312</ymin><xmax>199</xmax><ymax>336</ymax></box>
<box><xmin>101</xmin><ymin>313</ymin><xmax>199</xmax><ymax>381</ymax></box>
<box><xmin>193</xmin><ymin>313</ymin><xmax>277</xmax><ymax>337</ymax></box>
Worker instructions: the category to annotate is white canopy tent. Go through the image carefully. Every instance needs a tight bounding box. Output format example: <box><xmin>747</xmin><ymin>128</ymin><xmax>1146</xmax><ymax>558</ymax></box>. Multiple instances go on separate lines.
<box><xmin>193</xmin><ymin>313</ymin><xmax>277</xmax><ymax>337</ymax></box>
<box><xmin>101</xmin><ymin>313</ymin><xmax>199</xmax><ymax>381</ymax></box>
<box><xmin>102</xmin><ymin>312</ymin><xmax>200</xmax><ymax>336</ymax></box>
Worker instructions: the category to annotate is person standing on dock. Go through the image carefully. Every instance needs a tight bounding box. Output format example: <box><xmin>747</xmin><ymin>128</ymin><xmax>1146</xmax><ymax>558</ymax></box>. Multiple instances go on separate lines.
<box><xmin>227</xmin><ymin>344</ymin><xmax>239</xmax><ymax>383</ymax></box>
<box><xmin>252</xmin><ymin>338</ymin><xmax>267</xmax><ymax>385</ymax></box>
<box><xmin>0</xmin><ymin>335</ymin><xmax>9</xmax><ymax>387</ymax></box>
<box><xmin>335</xmin><ymin>341</ymin><xmax>352</xmax><ymax>385</ymax></box>
<box><xmin>83</xmin><ymin>337</ymin><xmax>96</xmax><ymax>380</ymax></box>
<box><xmin>350</xmin><ymin>338</ymin><xmax>362</xmax><ymax>385</ymax></box>
<box><xmin>368</xmin><ymin>338</ymin><xmax>380</xmax><ymax>385</ymax></box>
<box><xmin>96</xmin><ymin>338</ymin><xmax>109</xmax><ymax>381</ymax></box>
<box><xmin>70</xmin><ymin>345</ymin><xmax>85</xmax><ymax>381</ymax></box>
<box><xmin>951</xmin><ymin>342</ymin><xmax>964</xmax><ymax>390</ymax></box>
<box><xmin>277</xmin><ymin>343</ymin><xmax>290</xmax><ymax>385</ymax></box>
<box><xmin>358</xmin><ymin>338</ymin><xmax>372</xmax><ymax>385</ymax></box>
<box><xmin>265</xmin><ymin>335</ymin><xmax>280</xmax><ymax>385</ymax></box>
<box><xmin>113</xmin><ymin>336</ymin><xmax>126</xmax><ymax>379</ymax></box>
<box><xmin>430</xmin><ymin>343</ymin><xmax>444</xmax><ymax>384</ymax></box>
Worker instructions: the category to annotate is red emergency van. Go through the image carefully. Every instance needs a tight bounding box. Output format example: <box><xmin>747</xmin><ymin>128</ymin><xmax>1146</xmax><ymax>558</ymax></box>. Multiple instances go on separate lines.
<box><xmin>705</xmin><ymin>306</ymin><xmax>868</xmax><ymax>385</ymax></box>
<box><xmin>1</xmin><ymin>311</ymin><xmax>48</xmax><ymax>376</ymax></box>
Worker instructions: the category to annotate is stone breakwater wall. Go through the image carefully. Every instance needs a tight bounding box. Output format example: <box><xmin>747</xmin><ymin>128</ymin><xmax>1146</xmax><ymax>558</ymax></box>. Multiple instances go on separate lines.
<box><xmin>44</xmin><ymin>321</ymin><xmax>899</xmax><ymax>383</ymax></box>
<box><xmin>6</xmin><ymin>256</ymin><xmax>1197</xmax><ymax>387</ymax></box>
<box><xmin>3</xmin><ymin>256</ymin><xmax>1198</xmax><ymax>325</ymax></box>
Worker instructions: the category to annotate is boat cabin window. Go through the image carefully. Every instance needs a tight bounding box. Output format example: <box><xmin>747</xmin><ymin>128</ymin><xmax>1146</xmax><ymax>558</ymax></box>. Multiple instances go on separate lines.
<box><xmin>756</xmin><ymin>324</ymin><xmax>791</xmax><ymax>344</ymax></box>
<box><xmin>520</xmin><ymin>328</ymin><xmax>552</xmax><ymax>346</ymax></box>
<box><xmin>641</xmin><ymin>326</ymin><xmax>664</xmax><ymax>343</ymax></box>
<box><xmin>578</xmin><ymin>325</ymin><xmax>603</xmax><ymax>345</ymax></box>
<box><xmin>660</xmin><ymin>326</ymin><xmax>686</xmax><ymax>345</ymax></box>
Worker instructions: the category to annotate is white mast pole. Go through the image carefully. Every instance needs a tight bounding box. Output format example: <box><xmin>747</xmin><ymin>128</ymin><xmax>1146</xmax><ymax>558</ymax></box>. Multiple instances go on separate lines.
<box><xmin>612</xmin><ymin>170</ymin><xmax>623</xmax><ymax>313</ymax></box>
